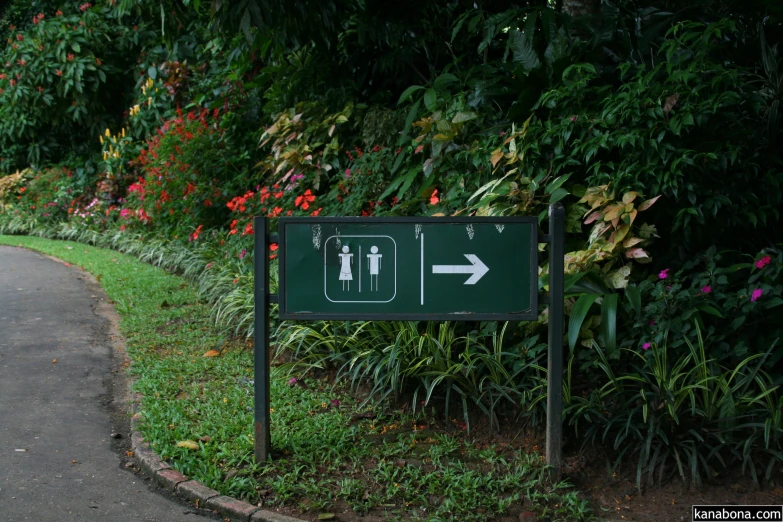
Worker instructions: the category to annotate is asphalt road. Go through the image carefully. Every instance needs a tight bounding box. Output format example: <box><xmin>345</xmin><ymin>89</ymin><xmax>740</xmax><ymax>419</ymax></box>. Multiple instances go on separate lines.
<box><xmin>0</xmin><ymin>245</ymin><xmax>215</xmax><ymax>521</ymax></box>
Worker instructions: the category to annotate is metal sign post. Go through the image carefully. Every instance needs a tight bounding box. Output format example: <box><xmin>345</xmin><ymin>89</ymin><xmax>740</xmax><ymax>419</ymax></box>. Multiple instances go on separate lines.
<box><xmin>546</xmin><ymin>203</ymin><xmax>565</xmax><ymax>481</ymax></box>
<box><xmin>253</xmin><ymin>205</ymin><xmax>565</xmax><ymax>478</ymax></box>
<box><xmin>253</xmin><ymin>216</ymin><xmax>271</xmax><ymax>463</ymax></box>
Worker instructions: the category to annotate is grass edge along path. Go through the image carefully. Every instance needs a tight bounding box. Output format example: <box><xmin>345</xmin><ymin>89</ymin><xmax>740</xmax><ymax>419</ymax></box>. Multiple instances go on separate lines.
<box><xmin>0</xmin><ymin>235</ymin><xmax>592</xmax><ymax>522</ymax></box>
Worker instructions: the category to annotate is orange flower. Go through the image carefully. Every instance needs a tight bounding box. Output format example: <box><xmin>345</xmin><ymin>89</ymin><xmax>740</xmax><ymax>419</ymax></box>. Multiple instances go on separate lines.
<box><xmin>429</xmin><ymin>189</ymin><xmax>439</xmax><ymax>205</ymax></box>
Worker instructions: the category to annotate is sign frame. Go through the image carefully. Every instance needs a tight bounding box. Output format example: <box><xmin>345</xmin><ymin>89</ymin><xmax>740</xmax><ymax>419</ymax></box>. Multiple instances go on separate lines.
<box><xmin>277</xmin><ymin>216</ymin><xmax>539</xmax><ymax>322</ymax></box>
<box><xmin>254</xmin><ymin>204</ymin><xmax>565</xmax><ymax>480</ymax></box>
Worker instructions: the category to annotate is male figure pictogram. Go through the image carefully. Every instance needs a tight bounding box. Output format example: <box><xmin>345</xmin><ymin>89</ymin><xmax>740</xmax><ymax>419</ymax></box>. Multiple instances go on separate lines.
<box><xmin>366</xmin><ymin>245</ymin><xmax>382</xmax><ymax>291</ymax></box>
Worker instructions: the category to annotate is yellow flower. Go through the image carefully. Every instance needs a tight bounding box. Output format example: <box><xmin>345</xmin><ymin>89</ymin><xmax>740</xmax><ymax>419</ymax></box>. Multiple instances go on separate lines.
<box><xmin>121</xmin><ymin>128</ymin><xmax>126</xmax><ymax>137</ymax></box>
<box><xmin>99</xmin><ymin>135</ymin><xmax>103</xmax><ymax>144</ymax></box>
<box><xmin>104</xmin><ymin>128</ymin><xmax>110</xmax><ymax>137</ymax></box>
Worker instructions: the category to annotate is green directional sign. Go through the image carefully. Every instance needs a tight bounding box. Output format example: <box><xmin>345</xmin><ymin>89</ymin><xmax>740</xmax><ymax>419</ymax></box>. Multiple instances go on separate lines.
<box><xmin>278</xmin><ymin>217</ymin><xmax>538</xmax><ymax>321</ymax></box>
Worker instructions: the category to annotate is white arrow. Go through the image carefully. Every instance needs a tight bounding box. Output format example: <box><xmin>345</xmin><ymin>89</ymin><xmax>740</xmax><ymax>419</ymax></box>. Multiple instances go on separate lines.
<box><xmin>432</xmin><ymin>254</ymin><xmax>489</xmax><ymax>285</ymax></box>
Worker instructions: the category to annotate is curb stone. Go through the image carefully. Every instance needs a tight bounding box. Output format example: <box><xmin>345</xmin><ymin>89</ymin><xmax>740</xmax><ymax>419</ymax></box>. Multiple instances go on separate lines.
<box><xmin>251</xmin><ymin>510</ymin><xmax>306</xmax><ymax>522</ymax></box>
<box><xmin>205</xmin><ymin>495</ymin><xmax>261</xmax><ymax>521</ymax></box>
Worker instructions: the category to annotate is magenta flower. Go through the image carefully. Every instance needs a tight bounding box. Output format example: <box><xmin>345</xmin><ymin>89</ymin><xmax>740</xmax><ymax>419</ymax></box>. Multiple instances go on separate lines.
<box><xmin>658</xmin><ymin>268</ymin><xmax>670</xmax><ymax>280</ymax></box>
<box><xmin>701</xmin><ymin>285</ymin><xmax>711</xmax><ymax>294</ymax></box>
<box><xmin>239</xmin><ymin>249</ymin><xmax>246</xmax><ymax>260</ymax></box>
<box><xmin>755</xmin><ymin>255</ymin><xmax>772</xmax><ymax>269</ymax></box>
<box><xmin>643</xmin><ymin>342</ymin><xmax>651</xmax><ymax>351</ymax></box>
<box><xmin>345</xmin><ymin>169</ymin><xmax>351</xmax><ymax>178</ymax></box>
<box><xmin>751</xmin><ymin>288</ymin><xmax>763</xmax><ymax>302</ymax></box>
<box><xmin>330</xmin><ymin>399</ymin><xmax>340</xmax><ymax>407</ymax></box>
<box><xmin>648</xmin><ymin>320</ymin><xmax>655</xmax><ymax>327</ymax></box>
<box><xmin>287</xmin><ymin>377</ymin><xmax>298</xmax><ymax>386</ymax></box>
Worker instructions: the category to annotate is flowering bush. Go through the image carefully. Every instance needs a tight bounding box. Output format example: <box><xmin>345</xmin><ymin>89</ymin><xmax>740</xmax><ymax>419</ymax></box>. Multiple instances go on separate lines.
<box><xmin>10</xmin><ymin>166</ymin><xmax>82</xmax><ymax>223</ymax></box>
<box><xmin>628</xmin><ymin>247</ymin><xmax>783</xmax><ymax>365</ymax></box>
<box><xmin>120</xmin><ymin>108</ymin><xmax>233</xmax><ymax>235</ymax></box>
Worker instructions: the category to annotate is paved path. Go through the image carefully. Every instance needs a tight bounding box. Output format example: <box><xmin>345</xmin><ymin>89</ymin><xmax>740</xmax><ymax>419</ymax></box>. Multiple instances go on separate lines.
<box><xmin>0</xmin><ymin>245</ymin><xmax>215</xmax><ymax>521</ymax></box>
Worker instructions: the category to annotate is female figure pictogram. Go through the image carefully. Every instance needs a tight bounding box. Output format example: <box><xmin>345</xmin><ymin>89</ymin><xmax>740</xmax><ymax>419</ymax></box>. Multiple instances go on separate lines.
<box><xmin>338</xmin><ymin>245</ymin><xmax>353</xmax><ymax>290</ymax></box>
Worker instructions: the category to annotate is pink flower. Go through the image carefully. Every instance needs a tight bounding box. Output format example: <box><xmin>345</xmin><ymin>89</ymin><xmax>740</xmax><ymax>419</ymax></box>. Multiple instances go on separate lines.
<box><xmin>701</xmin><ymin>285</ymin><xmax>711</xmax><ymax>294</ymax></box>
<box><xmin>643</xmin><ymin>342</ymin><xmax>651</xmax><ymax>351</ymax></box>
<box><xmin>287</xmin><ymin>377</ymin><xmax>298</xmax><ymax>386</ymax></box>
<box><xmin>345</xmin><ymin>169</ymin><xmax>351</xmax><ymax>178</ymax></box>
<box><xmin>658</xmin><ymin>268</ymin><xmax>670</xmax><ymax>280</ymax></box>
<box><xmin>239</xmin><ymin>249</ymin><xmax>246</xmax><ymax>260</ymax></box>
<box><xmin>330</xmin><ymin>399</ymin><xmax>340</xmax><ymax>407</ymax></box>
<box><xmin>755</xmin><ymin>255</ymin><xmax>772</xmax><ymax>269</ymax></box>
<box><xmin>751</xmin><ymin>288</ymin><xmax>763</xmax><ymax>302</ymax></box>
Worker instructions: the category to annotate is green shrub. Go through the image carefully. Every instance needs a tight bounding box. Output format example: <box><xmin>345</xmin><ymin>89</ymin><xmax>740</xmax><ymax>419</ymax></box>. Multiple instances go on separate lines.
<box><xmin>567</xmin><ymin>326</ymin><xmax>782</xmax><ymax>489</ymax></box>
<box><xmin>0</xmin><ymin>3</ymin><xmax>140</xmax><ymax>169</ymax></box>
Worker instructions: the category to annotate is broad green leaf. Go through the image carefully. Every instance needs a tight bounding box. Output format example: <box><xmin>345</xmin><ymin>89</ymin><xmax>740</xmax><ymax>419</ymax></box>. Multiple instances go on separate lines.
<box><xmin>423</xmin><ymin>88</ymin><xmax>438</xmax><ymax>112</ymax></box>
<box><xmin>695</xmin><ymin>303</ymin><xmax>723</xmax><ymax>317</ymax></box>
<box><xmin>601</xmin><ymin>294</ymin><xmax>619</xmax><ymax>353</ymax></box>
<box><xmin>148</xmin><ymin>66</ymin><xmax>157</xmax><ymax>80</ymax></box>
<box><xmin>71</xmin><ymin>42</ymin><xmax>81</xmax><ymax>53</ymax></box>
<box><xmin>568</xmin><ymin>294</ymin><xmax>599</xmax><ymax>350</ymax></box>
<box><xmin>434</xmin><ymin>73</ymin><xmax>458</xmax><ymax>92</ymax></box>
<box><xmin>452</xmin><ymin>111</ymin><xmax>478</xmax><ymax>124</ymax></box>
<box><xmin>625</xmin><ymin>285</ymin><xmax>642</xmax><ymax>318</ymax></box>
<box><xmin>549</xmin><ymin>187</ymin><xmax>569</xmax><ymax>204</ymax></box>
<box><xmin>545</xmin><ymin>173</ymin><xmax>572</xmax><ymax>194</ymax></box>
<box><xmin>764</xmin><ymin>297</ymin><xmax>783</xmax><ymax>309</ymax></box>
<box><xmin>397</xmin><ymin>85</ymin><xmax>424</xmax><ymax>105</ymax></box>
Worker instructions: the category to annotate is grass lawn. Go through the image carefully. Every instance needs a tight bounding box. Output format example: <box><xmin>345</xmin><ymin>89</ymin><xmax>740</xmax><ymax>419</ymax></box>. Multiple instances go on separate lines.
<box><xmin>0</xmin><ymin>235</ymin><xmax>592</xmax><ymax>522</ymax></box>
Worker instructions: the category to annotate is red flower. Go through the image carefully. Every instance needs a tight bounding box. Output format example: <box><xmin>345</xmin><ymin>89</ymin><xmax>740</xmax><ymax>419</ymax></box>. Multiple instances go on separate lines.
<box><xmin>80</xmin><ymin>3</ymin><xmax>92</xmax><ymax>11</ymax></box>
<box><xmin>227</xmin><ymin>196</ymin><xmax>247</xmax><ymax>212</ymax></box>
<box><xmin>56</xmin><ymin>70</ymin><xmax>63</xmax><ymax>76</ymax></box>
<box><xmin>429</xmin><ymin>189</ymin><xmax>439</xmax><ymax>205</ymax></box>
<box><xmin>310</xmin><ymin>208</ymin><xmax>322</xmax><ymax>216</ymax></box>
<box><xmin>243</xmin><ymin>222</ymin><xmax>254</xmax><ymax>236</ymax></box>
<box><xmin>229</xmin><ymin>219</ymin><xmax>238</xmax><ymax>235</ymax></box>
<box><xmin>56</xmin><ymin>9</ymin><xmax>63</xmax><ymax>16</ymax></box>
<box><xmin>269</xmin><ymin>244</ymin><xmax>279</xmax><ymax>252</ymax></box>
<box><xmin>67</xmin><ymin>54</ymin><xmax>74</xmax><ymax>61</ymax></box>
<box><xmin>189</xmin><ymin>224</ymin><xmax>204</xmax><ymax>242</ymax></box>
<box><xmin>269</xmin><ymin>207</ymin><xmax>282</xmax><ymax>218</ymax></box>
<box><xmin>295</xmin><ymin>189</ymin><xmax>316</xmax><ymax>210</ymax></box>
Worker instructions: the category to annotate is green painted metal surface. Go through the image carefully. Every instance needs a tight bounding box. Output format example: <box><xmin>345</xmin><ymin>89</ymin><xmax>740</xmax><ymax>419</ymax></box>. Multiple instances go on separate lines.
<box><xmin>278</xmin><ymin>217</ymin><xmax>537</xmax><ymax>320</ymax></box>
